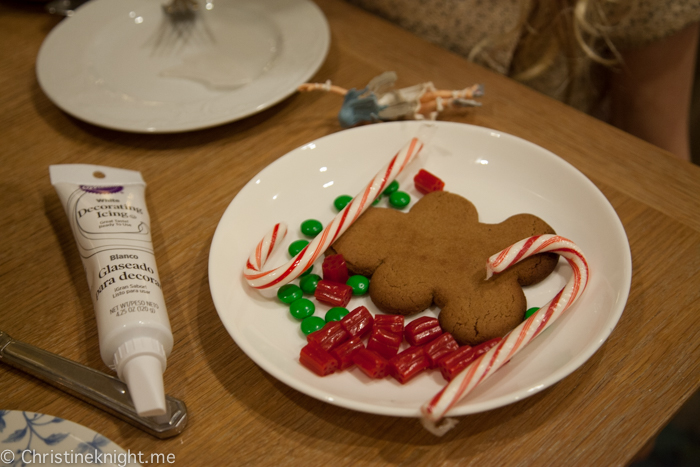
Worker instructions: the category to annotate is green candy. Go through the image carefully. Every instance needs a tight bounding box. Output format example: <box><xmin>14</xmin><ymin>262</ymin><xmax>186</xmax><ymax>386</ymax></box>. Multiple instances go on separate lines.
<box><xmin>372</xmin><ymin>197</ymin><xmax>380</xmax><ymax>206</ymax></box>
<box><xmin>525</xmin><ymin>307</ymin><xmax>540</xmax><ymax>319</ymax></box>
<box><xmin>300</xmin><ymin>266</ymin><xmax>313</xmax><ymax>277</ymax></box>
<box><xmin>288</xmin><ymin>239</ymin><xmax>309</xmax><ymax>257</ymax></box>
<box><xmin>389</xmin><ymin>191</ymin><xmax>410</xmax><ymax>209</ymax></box>
<box><xmin>334</xmin><ymin>195</ymin><xmax>353</xmax><ymax>211</ymax></box>
<box><xmin>346</xmin><ymin>275</ymin><xmax>369</xmax><ymax>295</ymax></box>
<box><xmin>301</xmin><ymin>316</ymin><xmax>326</xmax><ymax>335</ymax></box>
<box><xmin>325</xmin><ymin>307</ymin><xmax>349</xmax><ymax>322</ymax></box>
<box><xmin>382</xmin><ymin>180</ymin><xmax>399</xmax><ymax>196</ymax></box>
<box><xmin>290</xmin><ymin>298</ymin><xmax>315</xmax><ymax>320</ymax></box>
<box><xmin>299</xmin><ymin>273</ymin><xmax>321</xmax><ymax>294</ymax></box>
<box><xmin>277</xmin><ymin>284</ymin><xmax>303</xmax><ymax>304</ymax></box>
<box><xmin>300</xmin><ymin>219</ymin><xmax>323</xmax><ymax>237</ymax></box>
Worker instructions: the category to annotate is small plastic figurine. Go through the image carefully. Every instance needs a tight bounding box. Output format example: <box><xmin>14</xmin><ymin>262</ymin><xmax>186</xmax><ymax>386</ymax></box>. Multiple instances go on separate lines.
<box><xmin>297</xmin><ymin>71</ymin><xmax>484</xmax><ymax>128</ymax></box>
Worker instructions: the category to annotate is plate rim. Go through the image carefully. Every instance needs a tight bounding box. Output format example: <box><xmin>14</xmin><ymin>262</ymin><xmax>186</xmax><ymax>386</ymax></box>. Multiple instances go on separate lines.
<box><xmin>208</xmin><ymin>121</ymin><xmax>632</xmax><ymax>417</ymax></box>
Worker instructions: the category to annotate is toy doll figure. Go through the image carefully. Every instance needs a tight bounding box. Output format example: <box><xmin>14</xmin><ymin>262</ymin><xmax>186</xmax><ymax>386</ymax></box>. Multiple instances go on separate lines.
<box><xmin>298</xmin><ymin>72</ymin><xmax>483</xmax><ymax>128</ymax></box>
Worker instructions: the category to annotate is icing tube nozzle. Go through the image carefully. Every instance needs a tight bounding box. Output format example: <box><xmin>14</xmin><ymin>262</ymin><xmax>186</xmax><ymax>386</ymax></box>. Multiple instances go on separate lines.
<box><xmin>115</xmin><ymin>338</ymin><xmax>167</xmax><ymax>417</ymax></box>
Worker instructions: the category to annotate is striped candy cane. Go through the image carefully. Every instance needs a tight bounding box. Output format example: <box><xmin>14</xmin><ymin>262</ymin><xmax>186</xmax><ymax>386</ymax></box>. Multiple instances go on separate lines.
<box><xmin>244</xmin><ymin>137</ymin><xmax>424</xmax><ymax>290</ymax></box>
<box><xmin>421</xmin><ymin>235</ymin><xmax>590</xmax><ymax>435</ymax></box>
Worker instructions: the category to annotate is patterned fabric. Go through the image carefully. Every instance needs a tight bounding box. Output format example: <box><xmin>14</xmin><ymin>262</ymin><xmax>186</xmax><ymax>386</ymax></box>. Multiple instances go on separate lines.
<box><xmin>610</xmin><ymin>0</ymin><xmax>700</xmax><ymax>48</ymax></box>
<box><xmin>346</xmin><ymin>0</ymin><xmax>700</xmax><ymax>114</ymax></box>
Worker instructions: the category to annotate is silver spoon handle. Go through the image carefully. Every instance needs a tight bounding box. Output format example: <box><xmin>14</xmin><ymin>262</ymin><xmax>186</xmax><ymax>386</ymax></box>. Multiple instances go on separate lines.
<box><xmin>0</xmin><ymin>331</ymin><xmax>186</xmax><ymax>439</ymax></box>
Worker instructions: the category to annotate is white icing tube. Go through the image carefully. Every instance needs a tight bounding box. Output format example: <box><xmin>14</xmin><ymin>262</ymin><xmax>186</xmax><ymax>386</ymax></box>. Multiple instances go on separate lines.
<box><xmin>50</xmin><ymin>164</ymin><xmax>173</xmax><ymax>417</ymax></box>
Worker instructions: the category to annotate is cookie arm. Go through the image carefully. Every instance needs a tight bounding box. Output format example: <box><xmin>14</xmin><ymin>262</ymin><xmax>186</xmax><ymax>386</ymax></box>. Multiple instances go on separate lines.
<box><xmin>243</xmin><ymin>137</ymin><xmax>424</xmax><ymax>290</ymax></box>
<box><xmin>421</xmin><ymin>235</ymin><xmax>589</xmax><ymax>435</ymax></box>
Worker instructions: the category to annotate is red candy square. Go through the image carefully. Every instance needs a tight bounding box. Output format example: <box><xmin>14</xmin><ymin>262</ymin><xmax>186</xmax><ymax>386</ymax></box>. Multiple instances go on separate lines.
<box><xmin>340</xmin><ymin>306</ymin><xmax>374</xmax><ymax>338</ymax></box>
<box><xmin>300</xmin><ymin>344</ymin><xmax>339</xmax><ymax>376</ymax></box>
<box><xmin>389</xmin><ymin>346</ymin><xmax>430</xmax><ymax>384</ymax></box>
<box><xmin>374</xmin><ymin>314</ymin><xmax>404</xmax><ymax>334</ymax></box>
<box><xmin>314</xmin><ymin>280</ymin><xmax>353</xmax><ymax>307</ymax></box>
<box><xmin>422</xmin><ymin>332</ymin><xmax>459</xmax><ymax>368</ymax></box>
<box><xmin>367</xmin><ymin>327</ymin><xmax>402</xmax><ymax>359</ymax></box>
<box><xmin>413</xmin><ymin>169</ymin><xmax>445</xmax><ymax>195</ymax></box>
<box><xmin>404</xmin><ymin>316</ymin><xmax>442</xmax><ymax>346</ymax></box>
<box><xmin>322</xmin><ymin>254</ymin><xmax>350</xmax><ymax>284</ymax></box>
<box><xmin>329</xmin><ymin>337</ymin><xmax>364</xmax><ymax>370</ymax></box>
<box><xmin>307</xmin><ymin>321</ymin><xmax>349</xmax><ymax>351</ymax></box>
<box><xmin>352</xmin><ymin>348</ymin><xmax>388</xmax><ymax>379</ymax></box>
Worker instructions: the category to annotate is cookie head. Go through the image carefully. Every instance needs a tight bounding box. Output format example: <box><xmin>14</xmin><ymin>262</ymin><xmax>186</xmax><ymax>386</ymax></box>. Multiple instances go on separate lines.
<box><xmin>327</xmin><ymin>191</ymin><xmax>558</xmax><ymax>345</ymax></box>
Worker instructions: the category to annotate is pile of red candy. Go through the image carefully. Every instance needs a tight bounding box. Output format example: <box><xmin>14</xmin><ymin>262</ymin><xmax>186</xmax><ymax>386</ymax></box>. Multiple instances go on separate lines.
<box><xmin>300</xmin><ymin>307</ymin><xmax>502</xmax><ymax>384</ymax></box>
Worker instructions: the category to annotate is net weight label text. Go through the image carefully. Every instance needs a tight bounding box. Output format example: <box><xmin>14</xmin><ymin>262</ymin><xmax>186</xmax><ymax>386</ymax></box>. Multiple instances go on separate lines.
<box><xmin>111</xmin><ymin>300</ymin><xmax>160</xmax><ymax>316</ymax></box>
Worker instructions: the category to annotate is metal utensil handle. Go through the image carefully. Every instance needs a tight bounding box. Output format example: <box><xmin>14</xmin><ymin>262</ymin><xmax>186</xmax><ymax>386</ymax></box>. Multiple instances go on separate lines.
<box><xmin>0</xmin><ymin>331</ymin><xmax>187</xmax><ymax>439</ymax></box>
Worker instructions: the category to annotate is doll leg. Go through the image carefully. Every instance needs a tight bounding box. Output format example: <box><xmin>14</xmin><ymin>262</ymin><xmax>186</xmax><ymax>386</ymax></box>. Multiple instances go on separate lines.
<box><xmin>417</xmin><ymin>96</ymin><xmax>481</xmax><ymax>119</ymax></box>
<box><xmin>298</xmin><ymin>80</ymin><xmax>349</xmax><ymax>96</ymax></box>
<box><xmin>420</xmin><ymin>84</ymin><xmax>484</xmax><ymax>103</ymax></box>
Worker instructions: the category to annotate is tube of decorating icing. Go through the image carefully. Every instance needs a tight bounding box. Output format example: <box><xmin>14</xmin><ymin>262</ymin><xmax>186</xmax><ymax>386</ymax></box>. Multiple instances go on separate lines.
<box><xmin>50</xmin><ymin>164</ymin><xmax>173</xmax><ymax>417</ymax></box>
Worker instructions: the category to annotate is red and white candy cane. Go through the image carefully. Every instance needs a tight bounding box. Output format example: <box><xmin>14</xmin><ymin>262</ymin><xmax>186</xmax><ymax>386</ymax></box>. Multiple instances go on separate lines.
<box><xmin>244</xmin><ymin>137</ymin><xmax>424</xmax><ymax>290</ymax></box>
<box><xmin>421</xmin><ymin>234</ymin><xmax>590</xmax><ymax>435</ymax></box>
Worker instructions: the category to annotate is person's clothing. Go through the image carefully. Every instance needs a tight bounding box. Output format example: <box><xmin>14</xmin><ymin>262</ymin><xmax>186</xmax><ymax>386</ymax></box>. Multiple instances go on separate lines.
<box><xmin>347</xmin><ymin>0</ymin><xmax>700</xmax><ymax>115</ymax></box>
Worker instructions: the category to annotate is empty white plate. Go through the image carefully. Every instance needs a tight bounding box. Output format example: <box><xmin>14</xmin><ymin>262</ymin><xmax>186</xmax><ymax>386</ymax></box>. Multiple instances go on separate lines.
<box><xmin>36</xmin><ymin>0</ymin><xmax>330</xmax><ymax>133</ymax></box>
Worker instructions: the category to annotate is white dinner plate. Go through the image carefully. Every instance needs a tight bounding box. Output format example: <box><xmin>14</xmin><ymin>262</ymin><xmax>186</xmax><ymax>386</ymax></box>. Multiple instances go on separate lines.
<box><xmin>208</xmin><ymin>121</ymin><xmax>632</xmax><ymax>417</ymax></box>
<box><xmin>0</xmin><ymin>410</ymin><xmax>141</xmax><ymax>466</ymax></box>
<box><xmin>36</xmin><ymin>0</ymin><xmax>329</xmax><ymax>133</ymax></box>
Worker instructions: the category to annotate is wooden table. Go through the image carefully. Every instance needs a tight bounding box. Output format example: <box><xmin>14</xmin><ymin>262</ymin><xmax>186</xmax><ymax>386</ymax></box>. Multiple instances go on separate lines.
<box><xmin>2</xmin><ymin>1</ymin><xmax>699</xmax><ymax>465</ymax></box>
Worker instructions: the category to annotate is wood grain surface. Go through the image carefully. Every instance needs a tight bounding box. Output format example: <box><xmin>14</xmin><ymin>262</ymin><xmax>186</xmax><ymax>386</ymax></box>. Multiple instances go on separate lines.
<box><xmin>1</xmin><ymin>1</ymin><xmax>699</xmax><ymax>466</ymax></box>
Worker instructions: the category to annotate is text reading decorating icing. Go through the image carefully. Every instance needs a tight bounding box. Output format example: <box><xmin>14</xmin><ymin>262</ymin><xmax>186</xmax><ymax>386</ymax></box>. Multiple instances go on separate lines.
<box><xmin>78</xmin><ymin>203</ymin><xmax>143</xmax><ymax>219</ymax></box>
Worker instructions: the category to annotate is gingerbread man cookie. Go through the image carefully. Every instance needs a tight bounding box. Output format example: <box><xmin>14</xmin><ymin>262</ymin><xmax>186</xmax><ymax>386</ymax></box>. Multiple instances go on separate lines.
<box><xmin>327</xmin><ymin>191</ymin><xmax>558</xmax><ymax>346</ymax></box>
